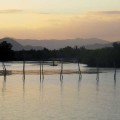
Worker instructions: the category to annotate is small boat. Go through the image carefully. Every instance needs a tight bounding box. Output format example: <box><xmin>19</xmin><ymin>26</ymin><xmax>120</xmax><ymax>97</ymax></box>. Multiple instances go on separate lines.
<box><xmin>50</xmin><ymin>61</ymin><xmax>58</xmax><ymax>66</ymax></box>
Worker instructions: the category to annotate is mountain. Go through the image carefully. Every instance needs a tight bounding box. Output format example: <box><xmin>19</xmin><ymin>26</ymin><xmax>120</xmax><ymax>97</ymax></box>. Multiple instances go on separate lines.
<box><xmin>16</xmin><ymin>38</ymin><xmax>110</xmax><ymax>50</ymax></box>
<box><xmin>0</xmin><ymin>37</ymin><xmax>43</xmax><ymax>51</ymax></box>
<box><xmin>0</xmin><ymin>37</ymin><xmax>24</xmax><ymax>51</ymax></box>
<box><xmin>0</xmin><ymin>37</ymin><xmax>112</xmax><ymax>51</ymax></box>
<box><xmin>24</xmin><ymin>45</ymin><xmax>43</xmax><ymax>50</ymax></box>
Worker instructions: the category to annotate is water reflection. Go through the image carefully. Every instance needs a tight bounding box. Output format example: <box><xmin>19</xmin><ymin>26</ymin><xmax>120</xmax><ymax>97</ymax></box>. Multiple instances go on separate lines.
<box><xmin>2</xmin><ymin>75</ymin><xmax>7</xmax><ymax>96</ymax></box>
<box><xmin>78</xmin><ymin>78</ymin><xmax>82</xmax><ymax>96</ymax></box>
<box><xmin>22</xmin><ymin>79</ymin><xmax>25</xmax><ymax>120</ymax></box>
<box><xmin>96</xmin><ymin>79</ymin><xmax>99</xmax><ymax>92</ymax></box>
<box><xmin>40</xmin><ymin>79</ymin><xmax>44</xmax><ymax>99</ymax></box>
<box><xmin>79</xmin><ymin>74</ymin><xmax>82</xmax><ymax>81</ymax></box>
<box><xmin>60</xmin><ymin>79</ymin><xmax>63</xmax><ymax>97</ymax></box>
<box><xmin>96</xmin><ymin>66</ymin><xmax>99</xmax><ymax>81</ymax></box>
<box><xmin>40</xmin><ymin>61</ymin><xmax>44</xmax><ymax>82</ymax></box>
<box><xmin>23</xmin><ymin>78</ymin><xmax>25</xmax><ymax>99</ymax></box>
<box><xmin>96</xmin><ymin>73</ymin><xmax>99</xmax><ymax>81</ymax></box>
<box><xmin>114</xmin><ymin>78</ymin><xmax>116</xmax><ymax>90</ymax></box>
<box><xmin>60</xmin><ymin>74</ymin><xmax>63</xmax><ymax>81</ymax></box>
<box><xmin>60</xmin><ymin>79</ymin><xmax>64</xmax><ymax>107</ymax></box>
<box><xmin>1</xmin><ymin>62</ymin><xmax>120</xmax><ymax>120</ymax></box>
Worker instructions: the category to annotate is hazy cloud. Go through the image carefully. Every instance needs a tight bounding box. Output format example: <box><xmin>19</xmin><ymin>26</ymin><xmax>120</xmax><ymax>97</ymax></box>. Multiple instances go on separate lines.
<box><xmin>0</xmin><ymin>9</ymin><xmax>49</xmax><ymax>14</ymax></box>
<box><xmin>32</xmin><ymin>11</ymin><xmax>49</xmax><ymax>14</ymax></box>
<box><xmin>0</xmin><ymin>9</ymin><xmax>24</xmax><ymax>14</ymax></box>
<box><xmin>0</xmin><ymin>10</ymin><xmax>120</xmax><ymax>41</ymax></box>
<box><xmin>90</xmin><ymin>11</ymin><xmax>120</xmax><ymax>15</ymax></box>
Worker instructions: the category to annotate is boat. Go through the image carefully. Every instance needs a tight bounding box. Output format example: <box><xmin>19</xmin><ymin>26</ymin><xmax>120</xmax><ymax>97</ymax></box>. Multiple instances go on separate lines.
<box><xmin>50</xmin><ymin>61</ymin><xmax>58</xmax><ymax>66</ymax></box>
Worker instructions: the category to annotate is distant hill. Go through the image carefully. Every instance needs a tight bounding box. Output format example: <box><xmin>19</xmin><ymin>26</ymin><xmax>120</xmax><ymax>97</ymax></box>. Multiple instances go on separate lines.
<box><xmin>16</xmin><ymin>38</ymin><xmax>110</xmax><ymax>50</ymax></box>
<box><xmin>0</xmin><ymin>37</ymin><xmax>112</xmax><ymax>51</ymax></box>
<box><xmin>0</xmin><ymin>37</ymin><xmax>43</xmax><ymax>51</ymax></box>
<box><xmin>24</xmin><ymin>45</ymin><xmax>43</xmax><ymax>51</ymax></box>
<box><xmin>0</xmin><ymin>37</ymin><xmax>23</xmax><ymax>51</ymax></box>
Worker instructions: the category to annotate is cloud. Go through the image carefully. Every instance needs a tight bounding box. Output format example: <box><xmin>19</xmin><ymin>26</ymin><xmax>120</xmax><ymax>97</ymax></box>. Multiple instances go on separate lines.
<box><xmin>89</xmin><ymin>11</ymin><xmax>120</xmax><ymax>15</ymax></box>
<box><xmin>32</xmin><ymin>11</ymin><xmax>49</xmax><ymax>14</ymax></box>
<box><xmin>0</xmin><ymin>10</ymin><xmax>120</xmax><ymax>41</ymax></box>
<box><xmin>0</xmin><ymin>9</ymin><xmax>24</xmax><ymax>14</ymax></box>
<box><xmin>0</xmin><ymin>9</ymin><xmax>49</xmax><ymax>14</ymax></box>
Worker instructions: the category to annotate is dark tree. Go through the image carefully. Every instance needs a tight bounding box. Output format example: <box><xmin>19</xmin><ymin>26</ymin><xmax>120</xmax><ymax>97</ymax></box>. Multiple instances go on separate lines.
<box><xmin>0</xmin><ymin>41</ymin><xmax>14</xmax><ymax>61</ymax></box>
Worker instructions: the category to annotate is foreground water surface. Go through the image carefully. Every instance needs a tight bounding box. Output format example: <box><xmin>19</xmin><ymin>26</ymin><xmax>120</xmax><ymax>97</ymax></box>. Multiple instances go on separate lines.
<box><xmin>0</xmin><ymin>62</ymin><xmax>120</xmax><ymax>120</ymax></box>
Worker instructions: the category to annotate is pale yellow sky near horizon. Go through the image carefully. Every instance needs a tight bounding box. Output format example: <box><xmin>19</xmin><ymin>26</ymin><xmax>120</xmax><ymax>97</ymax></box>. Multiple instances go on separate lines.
<box><xmin>0</xmin><ymin>0</ymin><xmax>120</xmax><ymax>41</ymax></box>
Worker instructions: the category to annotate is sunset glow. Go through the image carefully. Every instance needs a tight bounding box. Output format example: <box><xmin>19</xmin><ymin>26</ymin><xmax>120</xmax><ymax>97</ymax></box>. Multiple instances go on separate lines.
<box><xmin>0</xmin><ymin>0</ymin><xmax>120</xmax><ymax>41</ymax></box>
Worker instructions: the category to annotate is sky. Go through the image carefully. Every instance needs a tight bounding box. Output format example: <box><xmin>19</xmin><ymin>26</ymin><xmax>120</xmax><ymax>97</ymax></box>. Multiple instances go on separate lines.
<box><xmin>0</xmin><ymin>0</ymin><xmax>120</xmax><ymax>41</ymax></box>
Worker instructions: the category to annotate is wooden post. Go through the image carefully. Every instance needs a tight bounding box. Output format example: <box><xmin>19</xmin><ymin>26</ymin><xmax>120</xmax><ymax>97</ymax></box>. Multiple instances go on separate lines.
<box><xmin>23</xmin><ymin>61</ymin><xmax>25</xmax><ymax>80</ymax></box>
<box><xmin>2</xmin><ymin>62</ymin><xmax>7</xmax><ymax>80</ymax></box>
<box><xmin>114</xmin><ymin>62</ymin><xmax>116</xmax><ymax>81</ymax></box>
<box><xmin>78</xmin><ymin>61</ymin><xmax>82</xmax><ymax>80</ymax></box>
<box><xmin>96</xmin><ymin>65</ymin><xmax>99</xmax><ymax>81</ymax></box>
<box><xmin>96</xmin><ymin>78</ymin><xmax>99</xmax><ymax>92</ymax></box>
<box><xmin>42</xmin><ymin>61</ymin><xmax>44</xmax><ymax>80</ymax></box>
<box><xmin>2</xmin><ymin>75</ymin><xmax>6</xmax><ymax>96</ymax></box>
<box><xmin>40</xmin><ymin>61</ymin><xmax>42</xmax><ymax>82</ymax></box>
<box><xmin>53</xmin><ymin>60</ymin><xmax>55</xmax><ymax>66</ymax></box>
<box><xmin>40</xmin><ymin>61</ymin><xmax>44</xmax><ymax>81</ymax></box>
<box><xmin>60</xmin><ymin>60</ymin><xmax>63</xmax><ymax>80</ymax></box>
<box><xmin>23</xmin><ymin>76</ymin><xmax>25</xmax><ymax>98</ymax></box>
<box><xmin>60</xmin><ymin>77</ymin><xmax>63</xmax><ymax>96</ymax></box>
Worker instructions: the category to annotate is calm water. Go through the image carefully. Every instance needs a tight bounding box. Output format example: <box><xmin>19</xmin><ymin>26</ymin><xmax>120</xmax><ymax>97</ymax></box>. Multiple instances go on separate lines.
<box><xmin>0</xmin><ymin>62</ymin><xmax>120</xmax><ymax>120</ymax></box>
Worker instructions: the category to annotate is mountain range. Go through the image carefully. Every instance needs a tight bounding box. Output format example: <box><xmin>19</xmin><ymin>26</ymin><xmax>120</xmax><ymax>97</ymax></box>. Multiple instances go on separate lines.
<box><xmin>0</xmin><ymin>37</ymin><xmax>43</xmax><ymax>51</ymax></box>
<box><xmin>0</xmin><ymin>37</ymin><xmax>113</xmax><ymax>51</ymax></box>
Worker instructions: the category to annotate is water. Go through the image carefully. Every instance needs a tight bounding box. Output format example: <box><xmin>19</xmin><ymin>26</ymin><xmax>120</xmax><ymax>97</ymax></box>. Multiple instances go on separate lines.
<box><xmin>0</xmin><ymin>62</ymin><xmax>120</xmax><ymax>120</ymax></box>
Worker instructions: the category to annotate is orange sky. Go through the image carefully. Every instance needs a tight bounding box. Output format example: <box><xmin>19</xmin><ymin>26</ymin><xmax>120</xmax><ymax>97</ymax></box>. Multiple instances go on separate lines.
<box><xmin>0</xmin><ymin>0</ymin><xmax>120</xmax><ymax>41</ymax></box>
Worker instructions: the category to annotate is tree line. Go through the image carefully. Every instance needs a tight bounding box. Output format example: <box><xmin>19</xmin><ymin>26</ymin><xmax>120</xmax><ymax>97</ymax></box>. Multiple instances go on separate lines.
<box><xmin>0</xmin><ymin>41</ymin><xmax>120</xmax><ymax>67</ymax></box>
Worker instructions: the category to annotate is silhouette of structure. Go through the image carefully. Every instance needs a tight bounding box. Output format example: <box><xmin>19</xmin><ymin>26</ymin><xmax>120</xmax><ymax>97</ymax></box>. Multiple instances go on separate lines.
<box><xmin>40</xmin><ymin>61</ymin><xmax>44</xmax><ymax>82</ymax></box>
<box><xmin>78</xmin><ymin>60</ymin><xmax>82</xmax><ymax>80</ymax></box>
<box><xmin>60</xmin><ymin>61</ymin><xmax>63</xmax><ymax>80</ymax></box>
